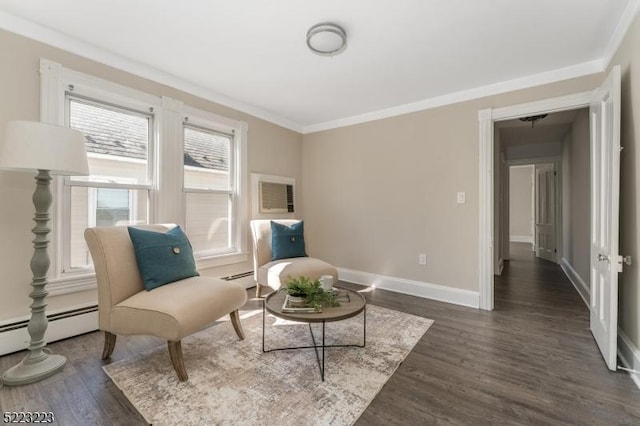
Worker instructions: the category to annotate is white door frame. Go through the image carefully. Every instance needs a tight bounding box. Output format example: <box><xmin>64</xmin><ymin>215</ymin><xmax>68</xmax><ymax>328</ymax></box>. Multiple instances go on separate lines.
<box><xmin>478</xmin><ymin>91</ymin><xmax>594</xmax><ymax>311</ymax></box>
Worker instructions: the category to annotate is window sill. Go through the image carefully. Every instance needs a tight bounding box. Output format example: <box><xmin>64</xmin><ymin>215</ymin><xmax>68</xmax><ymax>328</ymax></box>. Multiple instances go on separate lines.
<box><xmin>196</xmin><ymin>251</ymin><xmax>250</xmax><ymax>271</ymax></box>
<box><xmin>46</xmin><ymin>253</ymin><xmax>249</xmax><ymax>296</ymax></box>
<box><xmin>48</xmin><ymin>273</ymin><xmax>97</xmax><ymax>296</ymax></box>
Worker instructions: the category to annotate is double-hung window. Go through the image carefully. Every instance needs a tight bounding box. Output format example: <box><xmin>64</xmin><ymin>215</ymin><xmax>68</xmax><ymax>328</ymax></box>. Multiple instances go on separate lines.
<box><xmin>40</xmin><ymin>59</ymin><xmax>247</xmax><ymax>287</ymax></box>
<box><xmin>64</xmin><ymin>96</ymin><xmax>153</xmax><ymax>271</ymax></box>
<box><xmin>182</xmin><ymin>113</ymin><xmax>242</xmax><ymax>258</ymax></box>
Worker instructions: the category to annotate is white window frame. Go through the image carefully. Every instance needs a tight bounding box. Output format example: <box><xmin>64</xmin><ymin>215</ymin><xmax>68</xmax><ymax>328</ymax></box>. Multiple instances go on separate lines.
<box><xmin>41</xmin><ymin>59</ymin><xmax>161</xmax><ymax>291</ymax></box>
<box><xmin>181</xmin><ymin>105</ymin><xmax>248</xmax><ymax>268</ymax></box>
<box><xmin>40</xmin><ymin>58</ymin><xmax>248</xmax><ymax>294</ymax></box>
<box><xmin>63</xmin><ymin>96</ymin><xmax>155</xmax><ymax>274</ymax></box>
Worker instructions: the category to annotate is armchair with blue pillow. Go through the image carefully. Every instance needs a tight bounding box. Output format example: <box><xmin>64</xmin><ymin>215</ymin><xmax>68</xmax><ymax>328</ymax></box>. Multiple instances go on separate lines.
<box><xmin>250</xmin><ymin>219</ymin><xmax>338</xmax><ymax>297</ymax></box>
<box><xmin>84</xmin><ymin>224</ymin><xmax>247</xmax><ymax>382</ymax></box>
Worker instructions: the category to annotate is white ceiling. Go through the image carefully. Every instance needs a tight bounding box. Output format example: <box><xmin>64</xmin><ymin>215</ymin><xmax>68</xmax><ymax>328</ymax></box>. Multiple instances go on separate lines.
<box><xmin>0</xmin><ymin>0</ymin><xmax>635</xmax><ymax>133</ymax></box>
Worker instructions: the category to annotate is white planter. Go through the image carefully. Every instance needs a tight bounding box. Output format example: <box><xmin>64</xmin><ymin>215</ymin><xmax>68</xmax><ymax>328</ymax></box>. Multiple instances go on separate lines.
<box><xmin>288</xmin><ymin>295</ymin><xmax>306</xmax><ymax>307</ymax></box>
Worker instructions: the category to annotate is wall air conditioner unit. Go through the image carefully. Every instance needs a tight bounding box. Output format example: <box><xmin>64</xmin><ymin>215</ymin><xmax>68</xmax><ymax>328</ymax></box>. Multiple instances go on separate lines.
<box><xmin>259</xmin><ymin>181</ymin><xmax>294</xmax><ymax>213</ymax></box>
<box><xmin>252</xmin><ymin>173</ymin><xmax>295</xmax><ymax>216</ymax></box>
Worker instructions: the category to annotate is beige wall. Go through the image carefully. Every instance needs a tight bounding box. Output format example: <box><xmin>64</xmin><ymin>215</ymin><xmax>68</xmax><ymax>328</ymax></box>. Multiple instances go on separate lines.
<box><xmin>506</xmin><ymin>141</ymin><xmax>563</xmax><ymax>161</ymax></box>
<box><xmin>561</xmin><ymin>109</ymin><xmax>591</xmax><ymax>288</ymax></box>
<box><xmin>509</xmin><ymin>166</ymin><xmax>534</xmax><ymax>240</ymax></box>
<box><xmin>609</xmin><ymin>12</ymin><xmax>640</xmax><ymax>351</ymax></box>
<box><xmin>0</xmin><ymin>29</ymin><xmax>302</xmax><ymax>321</ymax></box>
<box><xmin>302</xmin><ymin>74</ymin><xmax>602</xmax><ymax>292</ymax></box>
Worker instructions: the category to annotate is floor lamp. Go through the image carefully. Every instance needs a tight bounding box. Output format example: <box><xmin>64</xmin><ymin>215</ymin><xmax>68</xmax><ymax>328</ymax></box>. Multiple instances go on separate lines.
<box><xmin>0</xmin><ymin>120</ymin><xmax>88</xmax><ymax>386</ymax></box>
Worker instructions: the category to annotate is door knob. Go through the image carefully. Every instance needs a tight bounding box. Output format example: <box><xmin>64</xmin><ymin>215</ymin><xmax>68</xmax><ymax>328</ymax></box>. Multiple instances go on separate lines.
<box><xmin>597</xmin><ymin>253</ymin><xmax>609</xmax><ymax>262</ymax></box>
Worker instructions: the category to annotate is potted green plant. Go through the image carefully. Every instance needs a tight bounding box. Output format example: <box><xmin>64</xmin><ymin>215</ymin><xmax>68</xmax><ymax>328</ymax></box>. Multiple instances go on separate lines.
<box><xmin>284</xmin><ymin>276</ymin><xmax>311</xmax><ymax>307</ymax></box>
<box><xmin>282</xmin><ymin>276</ymin><xmax>340</xmax><ymax>311</ymax></box>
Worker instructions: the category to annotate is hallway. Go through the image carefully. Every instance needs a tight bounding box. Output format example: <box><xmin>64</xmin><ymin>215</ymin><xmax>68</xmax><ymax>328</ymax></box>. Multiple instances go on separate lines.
<box><xmin>496</xmin><ymin>242</ymin><xmax>587</xmax><ymax>315</ymax></box>
<box><xmin>495</xmin><ymin>242</ymin><xmax>630</xmax><ymax>390</ymax></box>
<box><xmin>489</xmin><ymin>242</ymin><xmax>640</xmax><ymax>423</ymax></box>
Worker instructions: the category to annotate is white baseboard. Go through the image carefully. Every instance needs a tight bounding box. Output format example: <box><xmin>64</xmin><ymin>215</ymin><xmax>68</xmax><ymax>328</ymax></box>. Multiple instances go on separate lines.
<box><xmin>510</xmin><ymin>235</ymin><xmax>533</xmax><ymax>243</ymax></box>
<box><xmin>618</xmin><ymin>328</ymin><xmax>640</xmax><ymax>390</ymax></box>
<box><xmin>0</xmin><ymin>308</ymin><xmax>98</xmax><ymax>356</ymax></box>
<box><xmin>559</xmin><ymin>257</ymin><xmax>590</xmax><ymax>308</ymax></box>
<box><xmin>337</xmin><ymin>267</ymin><xmax>479</xmax><ymax>309</ymax></box>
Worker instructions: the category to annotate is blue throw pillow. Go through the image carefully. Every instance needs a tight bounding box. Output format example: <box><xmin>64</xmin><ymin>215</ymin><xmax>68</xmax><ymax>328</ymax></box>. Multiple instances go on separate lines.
<box><xmin>271</xmin><ymin>221</ymin><xmax>308</xmax><ymax>261</ymax></box>
<box><xmin>127</xmin><ymin>226</ymin><xmax>199</xmax><ymax>291</ymax></box>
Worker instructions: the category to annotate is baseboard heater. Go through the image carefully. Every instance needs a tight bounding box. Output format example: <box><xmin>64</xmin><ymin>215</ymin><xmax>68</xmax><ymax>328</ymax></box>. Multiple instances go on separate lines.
<box><xmin>220</xmin><ymin>271</ymin><xmax>254</xmax><ymax>281</ymax></box>
<box><xmin>0</xmin><ymin>305</ymin><xmax>99</xmax><ymax>356</ymax></box>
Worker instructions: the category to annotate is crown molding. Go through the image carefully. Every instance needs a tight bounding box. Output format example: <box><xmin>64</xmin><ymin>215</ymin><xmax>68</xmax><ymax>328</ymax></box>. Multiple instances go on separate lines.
<box><xmin>602</xmin><ymin>0</ymin><xmax>640</xmax><ymax>70</ymax></box>
<box><xmin>302</xmin><ymin>60</ymin><xmax>603</xmax><ymax>133</ymax></box>
<box><xmin>0</xmin><ymin>10</ymin><xmax>304</xmax><ymax>133</ymax></box>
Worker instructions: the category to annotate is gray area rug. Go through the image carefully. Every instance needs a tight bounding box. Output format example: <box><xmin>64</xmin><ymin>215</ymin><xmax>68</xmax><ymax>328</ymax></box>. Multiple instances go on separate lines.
<box><xmin>103</xmin><ymin>304</ymin><xmax>433</xmax><ymax>425</ymax></box>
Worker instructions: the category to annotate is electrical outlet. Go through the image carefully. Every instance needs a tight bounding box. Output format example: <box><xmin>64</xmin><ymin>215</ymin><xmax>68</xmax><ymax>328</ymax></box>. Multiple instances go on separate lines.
<box><xmin>418</xmin><ymin>253</ymin><xmax>427</xmax><ymax>265</ymax></box>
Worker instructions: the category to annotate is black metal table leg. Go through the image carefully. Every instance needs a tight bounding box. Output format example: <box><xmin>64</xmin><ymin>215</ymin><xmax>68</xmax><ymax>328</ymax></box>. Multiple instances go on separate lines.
<box><xmin>363</xmin><ymin>304</ymin><xmax>366</xmax><ymax>347</ymax></box>
<box><xmin>322</xmin><ymin>320</ymin><xmax>325</xmax><ymax>381</ymax></box>
<box><xmin>308</xmin><ymin>322</ymin><xmax>325</xmax><ymax>381</ymax></box>
<box><xmin>262</xmin><ymin>310</ymin><xmax>366</xmax><ymax>381</ymax></box>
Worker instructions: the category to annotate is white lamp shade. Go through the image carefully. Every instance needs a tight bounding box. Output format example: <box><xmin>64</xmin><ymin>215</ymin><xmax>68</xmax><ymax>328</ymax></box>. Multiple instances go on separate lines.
<box><xmin>0</xmin><ymin>120</ymin><xmax>89</xmax><ymax>175</ymax></box>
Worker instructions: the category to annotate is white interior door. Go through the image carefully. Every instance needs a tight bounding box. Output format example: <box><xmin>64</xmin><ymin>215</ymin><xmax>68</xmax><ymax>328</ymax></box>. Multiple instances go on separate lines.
<box><xmin>590</xmin><ymin>65</ymin><xmax>622</xmax><ymax>371</ymax></box>
<box><xmin>534</xmin><ymin>163</ymin><xmax>556</xmax><ymax>262</ymax></box>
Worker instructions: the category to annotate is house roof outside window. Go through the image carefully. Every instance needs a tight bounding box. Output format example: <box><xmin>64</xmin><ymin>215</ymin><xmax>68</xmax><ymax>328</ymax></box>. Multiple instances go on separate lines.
<box><xmin>70</xmin><ymin>100</ymin><xmax>229</xmax><ymax>172</ymax></box>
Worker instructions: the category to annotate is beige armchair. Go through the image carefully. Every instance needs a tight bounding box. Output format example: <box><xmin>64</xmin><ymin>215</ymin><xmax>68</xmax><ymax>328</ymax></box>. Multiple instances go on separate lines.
<box><xmin>250</xmin><ymin>219</ymin><xmax>338</xmax><ymax>297</ymax></box>
<box><xmin>84</xmin><ymin>224</ymin><xmax>247</xmax><ymax>382</ymax></box>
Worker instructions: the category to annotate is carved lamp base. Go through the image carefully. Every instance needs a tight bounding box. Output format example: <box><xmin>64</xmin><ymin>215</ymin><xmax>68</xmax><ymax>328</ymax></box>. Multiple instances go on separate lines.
<box><xmin>2</xmin><ymin>353</ymin><xmax>66</xmax><ymax>386</ymax></box>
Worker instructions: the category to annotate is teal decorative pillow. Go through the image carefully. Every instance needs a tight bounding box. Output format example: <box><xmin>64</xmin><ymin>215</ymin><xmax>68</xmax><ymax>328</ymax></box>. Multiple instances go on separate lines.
<box><xmin>271</xmin><ymin>221</ymin><xmax>308</xmax><ymax>261</ymax></box>
<box><xmin>127</xmin><ymin>226</ymin><xmax>199</xmax><ymax>291</ymax></box>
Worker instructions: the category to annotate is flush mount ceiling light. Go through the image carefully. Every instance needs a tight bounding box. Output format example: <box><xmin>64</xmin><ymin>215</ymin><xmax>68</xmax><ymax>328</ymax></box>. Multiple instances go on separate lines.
<box><xmin>306</xmin><ymin>22</ymin><xmax>347</xmax><ymax>56</ymax></box>
<box><xmin>519</xmin><ymin>114</ymin><xmax>548</xmax><ymax>128</ymax></box>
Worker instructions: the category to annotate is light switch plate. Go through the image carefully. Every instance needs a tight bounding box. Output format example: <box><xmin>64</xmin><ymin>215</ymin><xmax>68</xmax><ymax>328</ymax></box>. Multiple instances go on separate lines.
<box><xmin>457</xmin><ymin>191</ymin><xmax>466</xmax><ymax>204</ymax></box>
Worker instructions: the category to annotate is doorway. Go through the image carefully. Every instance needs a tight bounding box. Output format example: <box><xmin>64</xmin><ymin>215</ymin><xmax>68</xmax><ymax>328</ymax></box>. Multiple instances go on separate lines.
<box><xmin>506</xmin><ymin>161</ymin><xmax>563</xmax><ymax>265</ymax></box>
<box><xmin>496</xmin><ymin>108</ymin><xmax>589</xmax><ymax>315</ymax></box>
<box><xmin>478</xmin><ymin>65</ymin><xmax>622</xmax><ymax>370</ymax></box>
<box><xmin>493</xmin><ymin>107</ymin><xmax>593</xmax><ymax>303</ymax></box>
<box><xmin>494</xmin><ymin>109</ymin><xmax>577</xmax><ymax>276</ymax></box>
<box><xmin>479</xmin><ymin>91</ymin><xmax>595</xmax><ymax>310</ymax></box>
<box><xmin>508</xmin><ymin>164</ymin><xmax>535</xmax><ymax>250</ymax></box>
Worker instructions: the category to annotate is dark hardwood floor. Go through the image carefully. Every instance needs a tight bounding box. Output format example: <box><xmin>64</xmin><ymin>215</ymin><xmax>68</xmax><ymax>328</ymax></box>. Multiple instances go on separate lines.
<box><xmin>2</xmin><ymin>243</ymin><xmax>639</xmax><ymax>425</ymax></box>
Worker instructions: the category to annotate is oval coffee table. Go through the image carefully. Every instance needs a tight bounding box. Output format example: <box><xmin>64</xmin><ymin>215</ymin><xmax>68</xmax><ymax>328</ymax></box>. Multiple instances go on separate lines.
<box><xmin>262</xmin><ymin>287</ymin><xmax>366</xmax><ymax>381</ymax></box>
